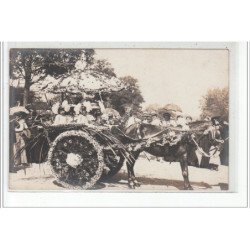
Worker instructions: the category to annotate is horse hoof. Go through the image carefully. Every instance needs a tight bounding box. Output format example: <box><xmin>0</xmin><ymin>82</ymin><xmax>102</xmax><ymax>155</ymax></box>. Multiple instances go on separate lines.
<box><xmin>128</xmin><ymin>182</ymin><xmax>135</xmax><ymax>189</ymax></box>
<box><xmin>188</xmin><ymin>186</ymin><xmax>193</xmax><ymax>190</ymax></box>
<box><xmin>134</xmin><ymin>181</ymin><xmax>141</xmax><ymax>187</ymax></box>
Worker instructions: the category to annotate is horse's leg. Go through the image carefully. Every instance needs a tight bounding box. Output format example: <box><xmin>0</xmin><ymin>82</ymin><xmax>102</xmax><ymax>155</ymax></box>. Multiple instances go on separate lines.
<box><xmin>130</xmin><ymin>162</ymin><xmax>141</xmax><ymax>187</ymax></box>
<box><xmin>127</xmin><ymin>159</ymin><xmax>135</xmax><ymax>189</ymax></box>
<box><xmin>126</xmin><ymin>151</ymin><xmax>140</xmax><ymax>189</ymax></box>
<box><xmin>180</xmin><ymin>153</ymin><xmax>193</xmax><ymax>190</ymax></box>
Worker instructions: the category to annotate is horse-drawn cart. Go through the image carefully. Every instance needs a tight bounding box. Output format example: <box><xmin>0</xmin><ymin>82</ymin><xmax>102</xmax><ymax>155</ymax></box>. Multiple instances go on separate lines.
<box><xmin>16</xmin><ymin>66</ymin><xmax>130</xmax><ymax>189</ymax></box>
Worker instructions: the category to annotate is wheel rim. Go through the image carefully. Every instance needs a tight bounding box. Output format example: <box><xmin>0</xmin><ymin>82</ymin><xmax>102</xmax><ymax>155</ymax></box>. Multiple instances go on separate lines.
<box><xmin>48</xmin><ymin>130</ymin><xmax>104</xmax><ymax>189</ymax></box>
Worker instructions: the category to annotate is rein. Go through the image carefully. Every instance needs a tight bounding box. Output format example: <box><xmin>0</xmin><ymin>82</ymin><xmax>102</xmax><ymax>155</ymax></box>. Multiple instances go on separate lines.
<box><xmin>191</xmin><ymin>136</ymin><xmax>227</xmax><ymax>158</ymax></box>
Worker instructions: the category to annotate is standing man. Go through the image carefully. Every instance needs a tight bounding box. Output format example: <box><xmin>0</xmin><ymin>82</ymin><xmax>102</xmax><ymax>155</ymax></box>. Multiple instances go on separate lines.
<box><xmin>220</xmin><ymin>120</ymin><xmax>229</xmax><ymax>166</ymax></box>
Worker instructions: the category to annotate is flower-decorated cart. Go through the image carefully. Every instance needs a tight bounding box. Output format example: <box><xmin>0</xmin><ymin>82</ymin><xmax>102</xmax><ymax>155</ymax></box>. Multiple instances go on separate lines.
<box><xmin>18</xmin><ymin>67</ymin><xmax>132</xmax><ymax>189</ymax></box>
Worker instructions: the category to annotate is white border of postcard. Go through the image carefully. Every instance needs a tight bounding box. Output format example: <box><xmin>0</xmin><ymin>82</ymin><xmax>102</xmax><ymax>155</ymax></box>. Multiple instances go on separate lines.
<box><xmin>1</xmin><ymin>42</ymin><xmax>248</xmax><ymax>207</ymax></box>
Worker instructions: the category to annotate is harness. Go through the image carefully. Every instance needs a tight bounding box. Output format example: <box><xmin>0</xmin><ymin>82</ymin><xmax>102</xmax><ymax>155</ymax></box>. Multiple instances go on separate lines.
<box><xmin>191</xmin><ymin>136</ymin><xmax>229</xmax><ymax>158</ymax></box>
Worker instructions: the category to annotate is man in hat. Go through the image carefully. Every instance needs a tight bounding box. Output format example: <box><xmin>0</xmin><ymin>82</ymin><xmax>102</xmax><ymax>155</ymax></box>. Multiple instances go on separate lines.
<box><xmin>162</xmin><ymin>113</ymin><xmax>171</xmax><ymax>127</ymax></box>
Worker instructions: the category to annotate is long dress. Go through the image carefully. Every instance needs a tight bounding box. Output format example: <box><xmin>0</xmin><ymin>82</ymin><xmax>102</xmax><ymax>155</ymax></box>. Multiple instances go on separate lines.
<box><xmin>200</xmin><ymin>126</ymin><xmax>222</xmax><ymax>169</ymax></box>
<box><xmin>13</xmin><ymin>119</ymin><xmax>28</xmax><ymax>166</ymax></box>
<box><xmin>53</xmin><ymin>114</ymin><xmax>67</xmax><ymax>125</ymax></box>
<box><xmin>220</xmin><ymin>123</ymin><xmax>229</xmax><ymax>166</ymax></box>
<box><xmin>75</xmin><ymin>114</ymin><xmax>89</xmax><ymax>125</ymax></box>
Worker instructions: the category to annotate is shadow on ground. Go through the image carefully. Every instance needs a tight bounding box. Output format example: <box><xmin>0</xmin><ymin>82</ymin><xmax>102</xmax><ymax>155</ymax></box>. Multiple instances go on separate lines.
<box><xmin>95</xmin><ymin>172</ymin><xmax>228</xmax><ymax>190</ymax></box>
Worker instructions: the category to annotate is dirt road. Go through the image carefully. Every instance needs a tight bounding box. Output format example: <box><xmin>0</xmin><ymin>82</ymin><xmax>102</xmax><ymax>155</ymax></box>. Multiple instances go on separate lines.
<box><xmin>9</xmin><ymin>153</ymin><xmax>228</xmax><ymax>191</ymax></box>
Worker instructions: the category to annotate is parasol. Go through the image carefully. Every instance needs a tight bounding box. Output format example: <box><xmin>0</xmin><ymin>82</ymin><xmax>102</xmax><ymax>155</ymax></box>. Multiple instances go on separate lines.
<box><xmin>43</xmin><ymin>70</ymin><xmax>124</xmax><ymax>94</ymax></box>
<box><xmin>159</xmin><ymin>104</ymin><xmax>183</xmax><ymax>119</ymax></box>
<box><xmin>162</xmin><ymin>103</ymin><xmax>182</xmax><ymax>112</ymax></box>
<box><xmin>10</xmin><ymin>106</ymin><xmax>29</xmax><ymax>116</ymax></box>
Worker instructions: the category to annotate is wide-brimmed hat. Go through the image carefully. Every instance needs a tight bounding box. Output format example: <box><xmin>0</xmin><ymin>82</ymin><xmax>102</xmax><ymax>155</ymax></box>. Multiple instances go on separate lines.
<box><xmin>176</xmin><ymin>114</ymin><xmax>184</xmax><ymax>119</ymax></box>
<box><xmin>10</xmin><ymin>106</ymin><xmax>29</xmax><ymax>116</ymax></box>
<box><xmin>186</xmin><ymin>115</ymin><xmax>192</xmax><ymax>120</ymax></box>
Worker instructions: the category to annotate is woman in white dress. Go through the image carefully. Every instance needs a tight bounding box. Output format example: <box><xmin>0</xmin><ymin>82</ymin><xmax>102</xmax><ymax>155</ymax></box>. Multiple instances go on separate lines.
<box><xmin>13</xmin><ymin>114</ymin><xmax>29</xmax><ymax>168</ymax></box>
<box><xmin>75</xmin><ymin>107</ymin><xmax>89</xmax><ymax>125</ymax></box>
<box><xmin>53</xmin><ymin>108</ymin><xmax>67</xmax><ymax>125</ymax></box>
<box><xmin>151</xmin><ymin>113</ymin><xmax>162</xmax><ymax>126</ymax></box>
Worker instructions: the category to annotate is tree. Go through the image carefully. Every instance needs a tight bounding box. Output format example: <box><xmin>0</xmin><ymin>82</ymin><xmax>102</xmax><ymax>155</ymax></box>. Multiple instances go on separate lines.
<box><xmin>91</xmin><ymin>59</ymin><xmax>116</xmax><ymax>78</ymax></box>
<box><xmin>200</xmin><ymin>87</ymin><xmax>229</xmax><ymax>121</ymax></box>
<box><xmin>103</xmin><ymin>76</ymin><xmax>144</xmax><ymax>115</ymax></box>
<box><xmin>9</xmin><ymin>49</ymin><xmax>95</xmax><ymax>105</ymax></box>
<box><xmin>9</xmin><ymin>86</ymin><xmax>36</xmax><ymax>107</ymax></box>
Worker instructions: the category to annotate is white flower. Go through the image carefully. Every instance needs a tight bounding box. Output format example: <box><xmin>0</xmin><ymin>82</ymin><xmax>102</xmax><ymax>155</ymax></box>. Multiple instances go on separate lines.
<box><xmin>66</xmin><ymin>153</ymin><xmax>83</xmax><ymax>168</ymax></box>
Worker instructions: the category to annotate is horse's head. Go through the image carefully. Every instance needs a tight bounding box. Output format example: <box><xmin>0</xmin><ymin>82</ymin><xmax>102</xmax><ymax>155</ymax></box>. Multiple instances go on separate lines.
<box><xmin>123</xmin><ymin>123</ymin><xmax>164</xmax><ymax>140</ymax></box>
<box><xmin>139</xmin><ymin>123</ymin><xmax>165</xmax><ymax>139</ymax></box>
<box><xmin>188</xmin><ymin>120</ymin><xmax>212</xmax><ymax>131</ymax></box>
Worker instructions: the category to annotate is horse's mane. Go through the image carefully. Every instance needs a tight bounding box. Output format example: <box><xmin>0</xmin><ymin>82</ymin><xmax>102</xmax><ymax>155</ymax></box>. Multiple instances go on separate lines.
<box><xmin>118</xmin><ymin>120</ymin><xmax>212</xmax><ymax>142</ymax></box>
<box><xmin>188</xmin><ymin>120</ymin><xmax>211</xmax><ymax>131</ymax></box>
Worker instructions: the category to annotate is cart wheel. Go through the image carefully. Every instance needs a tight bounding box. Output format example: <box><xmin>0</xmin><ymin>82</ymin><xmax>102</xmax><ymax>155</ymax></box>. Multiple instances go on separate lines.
<box><xmin>48</xmin><ymin>130</ymin><xmax>104</xmax><ymax>189</ymax></box>
<box><xmin>101</xmin><ymin>150</ymin><xmax>125</xmax><ymax>181</ymax></box>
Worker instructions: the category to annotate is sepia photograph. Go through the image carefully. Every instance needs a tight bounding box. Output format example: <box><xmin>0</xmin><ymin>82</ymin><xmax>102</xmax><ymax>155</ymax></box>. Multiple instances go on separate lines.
<box><xmin>1</xmin><ymin>2</ymin><xmax>250</xmax><ymax>250</ymax></box>
<box><xmin>7</xmin><ymin>45</ymin><xmax>230</xmax><ymax>192</ymax></box>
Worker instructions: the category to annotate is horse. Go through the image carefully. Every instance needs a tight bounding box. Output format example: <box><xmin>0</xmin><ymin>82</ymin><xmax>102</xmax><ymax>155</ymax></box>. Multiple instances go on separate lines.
<box><xmin>117</xmin><ymin>121</ymin><xmax>211</xmax><ymax>190</ymax></box>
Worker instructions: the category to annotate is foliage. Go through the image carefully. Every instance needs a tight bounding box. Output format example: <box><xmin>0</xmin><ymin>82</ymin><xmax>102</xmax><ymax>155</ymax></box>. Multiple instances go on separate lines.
<box><xmin>199</xmin><ymin>87</ymin><xmax>229</xmax><ymax>121</ymax></box>
<box><xmin>102</xmin><ymin>76</ymin><xmax>144</xmax><ymax>115</ymax></box>
<box><xmin>91</xmin><ymin>59</ymin><xmax>116</xmax><ymax>78</ymax></box>
<box><xmin>9</xmin><ymin>49</ymin><xmax>144</xmax><ymax>116</ymax></box>
<box><xmin>144</xmin><ymin>103</ymin><xmax>182</xmax><ymax>118</ymax></box>
<box><xmin>9</xmin><ymin>49</ymin><xmax>94</xmax><ymax>105</ymax></box>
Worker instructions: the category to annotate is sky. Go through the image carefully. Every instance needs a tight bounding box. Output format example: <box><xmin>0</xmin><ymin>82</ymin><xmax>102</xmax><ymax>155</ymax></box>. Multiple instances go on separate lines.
<box><xmin>95</xmin><ymin>49</ymin><xmax>229</xmax><ymax>117</ymax></box>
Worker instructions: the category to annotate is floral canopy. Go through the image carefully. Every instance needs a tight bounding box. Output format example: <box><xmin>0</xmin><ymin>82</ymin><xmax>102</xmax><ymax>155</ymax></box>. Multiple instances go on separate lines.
<box><xmin>35</xmin><ymin>68</ymin><xmax>124</xmax><ymax>95</ymax></box>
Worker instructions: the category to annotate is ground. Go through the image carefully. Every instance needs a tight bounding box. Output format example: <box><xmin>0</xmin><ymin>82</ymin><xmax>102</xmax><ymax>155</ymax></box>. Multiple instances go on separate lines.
<box><xmin>9</xmin><ymin>153</ymin><xmax>229</xmax><ymax>191</ymax></box>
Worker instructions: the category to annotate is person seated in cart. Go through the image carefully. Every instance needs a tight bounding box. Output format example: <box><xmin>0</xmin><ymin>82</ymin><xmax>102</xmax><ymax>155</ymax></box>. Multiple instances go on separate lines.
<box><xmin>185</xmin><ymin>115</ymin><xmax>193</xmax><ymax>125</ymax></box>
<box><xmin>142</xmin><ymin>117</ymin><xmax>149</xmax><ymax>124</ymax></box>
<box><xmin>176</xmin><ymin>115</ymin><xmax>190</xmax><ymax>130</ymax></box>
<box><xmin>161</xmin><ymin>113</ymin><xmax>171</xmax><ymax>127</ymax></box>
<box><xmin>125</xmin><ymin>111</ymin><xmax>141</xmax><ymax>129</ymax></box>
<box><xmin>53</xmin><ymin>107</ymin><xmax>67</xmax><ymax>125</ymax></box>
<box><xmin>86</xmin><ymin>102</ymin><xmax>103</xmax><ymax>121</ymax></box>
<box><xmin>150</xmin><ymin>112</ymin><xmax>162</xmax><ymax>126</ymax></box>
<box><xmin>107</xmin><ymin>114</ymin><xmax>118</xmax><ymax>126</ymax></box>
<box><xmin>65</xmin><ymin>107</ymin><xmax>75</xmax><ymax>124</ymax></box>
<box><xmin>75</xmin><ymin>106</ymin><xmax>89</xmax><ymax>125</ymax></box>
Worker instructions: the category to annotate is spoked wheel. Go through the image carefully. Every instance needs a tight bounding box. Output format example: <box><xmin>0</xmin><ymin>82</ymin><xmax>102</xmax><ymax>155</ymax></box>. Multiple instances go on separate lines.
<box><xmin>48</xmin><ymin>130</ymin><xmax>105</xmax><ymax>190</ymax></box>
<box><xmin>101</xmin><ymin>150</ymin><xmax>125</xmax><ymax>181</ymax></box>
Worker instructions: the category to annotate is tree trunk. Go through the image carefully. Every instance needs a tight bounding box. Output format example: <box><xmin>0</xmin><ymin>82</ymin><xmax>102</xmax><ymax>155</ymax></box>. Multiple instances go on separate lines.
<box><xmin>23</xmin><ymin>67</ymin><xmax>32</xmax><ymax>106</ymax></box>
<box><xmin>23</xmin><ymin>86</ymin><xmax>29</xmax><ymax>106</ymax></box>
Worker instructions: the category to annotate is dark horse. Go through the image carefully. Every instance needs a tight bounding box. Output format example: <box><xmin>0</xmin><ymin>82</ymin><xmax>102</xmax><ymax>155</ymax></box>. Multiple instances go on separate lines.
<box><xmin>117</xmin><ymin>121</ymin><xmax>211</xmax><ymax>190</ymax></box>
